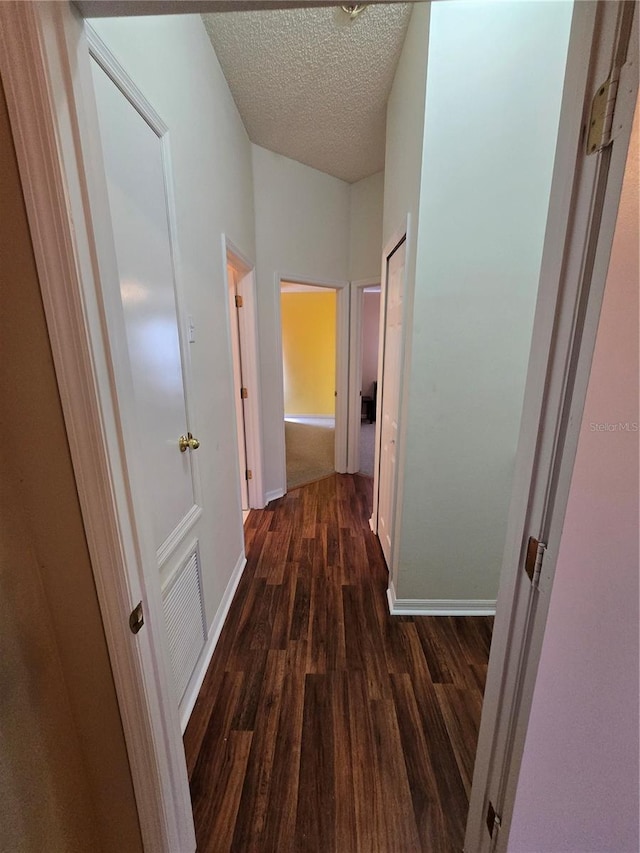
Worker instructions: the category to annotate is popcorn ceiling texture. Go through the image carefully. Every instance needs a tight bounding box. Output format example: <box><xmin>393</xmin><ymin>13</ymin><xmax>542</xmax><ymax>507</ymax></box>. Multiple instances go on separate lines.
<box><xmin>202</xmin><ymin>4</ymin><xmax>412</xmax><ymax>184</ymax></box>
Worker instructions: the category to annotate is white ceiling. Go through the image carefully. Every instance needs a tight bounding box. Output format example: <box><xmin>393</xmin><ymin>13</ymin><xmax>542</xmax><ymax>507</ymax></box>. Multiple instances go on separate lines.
<box><xmin>202</xmin><ymin>4</ymin><xmax>413</xmax><ymax>184</ymax></box>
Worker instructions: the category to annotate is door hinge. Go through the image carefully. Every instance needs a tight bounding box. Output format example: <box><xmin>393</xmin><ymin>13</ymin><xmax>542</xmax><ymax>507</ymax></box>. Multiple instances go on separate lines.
<box><xmin>525</xmin><ymin>536</ymin><xmax>546</xmax><ymax>588</ymax></box>
<box><xmin>245</xmin><ymin>469</ymin><xmax>253</xmax><ymax>480</ymax></box>
<box><xmin>240</xmin><ymin>386</ymin><xmax>248</xmax><ymax>399</ymax></box>
<box><xmin>235</xmin><ymin>294</ymin><xmax>243</xmax><ymax>308</ymax></box>
<box><xmin>486</xmin><ymin>801</ymin><xmax>502</xmax><ymax>841</ymax></box>
<box><xmin>129</xmin><ymin>601</ymin><xmax>144</xmax><ymax>635</ymax></box>
<box><xmin>586</xmin><ymin>57</ymin><xmax>636</xmax><ymax>155</ymax></box>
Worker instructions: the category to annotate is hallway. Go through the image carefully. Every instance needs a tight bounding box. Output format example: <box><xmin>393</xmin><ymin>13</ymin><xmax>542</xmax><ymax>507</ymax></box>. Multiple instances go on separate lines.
<box><xmin>184</xmin><ymin>474</ymin><xmax>492</xmax><ymax>852</ymax></box>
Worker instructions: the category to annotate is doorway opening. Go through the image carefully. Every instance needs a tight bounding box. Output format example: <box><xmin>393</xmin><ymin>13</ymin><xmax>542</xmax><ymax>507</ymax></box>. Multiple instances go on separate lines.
<box><xmin>277</xmin><ymin>276</ymin><xmax>350</xmax><ymax>491</ymax></box>
<box><xmin>280</xmin><ymin>281</ymin><xmax>337</xmax><ymax>489</ymax></box>
<box><xmin>347</xmin><ymin>278</ymin><xmax>382</xmax><ymax>482</ymax></box>
<box><xmin>359</xmin><ymin>287</ymin><xmax>381</xmax><ymax>476</ymax></box>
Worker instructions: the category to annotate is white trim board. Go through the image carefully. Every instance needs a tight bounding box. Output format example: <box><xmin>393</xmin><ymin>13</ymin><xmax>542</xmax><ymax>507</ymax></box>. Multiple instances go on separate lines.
<box><xmin>387</xmin><ymin>584</ymin><xmax>496</xmax><ymax>617</ymax></box>
<box><xmin>224</xmin><ymin>236</ymin><xmax>265</xmax><ymax>510</ymax></box>
<box><xmin>179</xmin><ymin>551</ymin><xmax>246</xmax><ymax>732</ymax></box>
<box><xmin>265</xmin><ymin>487</ymin><xmax>286</xmax><ymax>504</ymax></box>
<box><xmin>285</xmin><ymin>414</ymin><xmax>335</xmax><ymax>422</ymax></box>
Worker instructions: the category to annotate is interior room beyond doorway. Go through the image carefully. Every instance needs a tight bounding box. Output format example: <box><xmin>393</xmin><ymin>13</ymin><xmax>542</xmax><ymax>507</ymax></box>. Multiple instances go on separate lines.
<box><xmin>281</xmin><ymin>281</ymin><xmax>337</xmax><ymax>489</ymax></box>
<box><xmin>359</xmin><ymin>285</ymin><xmax>380</xmax><ymax>477</ymax></box>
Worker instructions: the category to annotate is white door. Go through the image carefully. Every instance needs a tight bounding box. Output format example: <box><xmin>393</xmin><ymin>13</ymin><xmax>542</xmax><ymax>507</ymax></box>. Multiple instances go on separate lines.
<box><xmin>377</xmin><ymin>238</ymin><xmax>406</xmax><ymax>567</ymax></box>
<box><xmin>227</xmin><ymin>263</ymin><xmax>249</xmax><ymax>510</ymax></box>
<box><xmin>91</xmin><ymin>59</ymin><xmax>207</xmax><ymax>708</ymax></box>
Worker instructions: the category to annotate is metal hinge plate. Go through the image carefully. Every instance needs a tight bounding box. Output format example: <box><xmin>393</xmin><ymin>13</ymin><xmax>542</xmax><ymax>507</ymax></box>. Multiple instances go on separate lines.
<box><xmin>486</xmin><ymin>800</ymin><xmax>501</xmax><ymax>840</ymax></box>
<box><xmin>586</xmin><ymin>57</ymin><xmax>636</xmax><ymax>155</ymax></box>
<box><xmin>245</xmin><ymin>469</ymin><xmax>253</xmax><ymax>480</ymax></box>
<box><xmin>129</xmin><ymin>601</ymin><xmax>144</xmax><ymax>635</ymax></box>
<box><xmin>587</xmin><ymin>73</ymin><xmax>619</xmax><ymax>154</ymax></box>
<box><xmin>235</xmin><ymin>294</ymin><xmax>243</xmax><ymax>308</ymax></box>
<box><xmin>241</xmin><ymin>387</ymin><xmax>248</xmax><ymax>399</ymax></box>
<box><xmin>525</xmin><ymin>536</ymin><xmax>546</xmax><ymax>588</ymax></box>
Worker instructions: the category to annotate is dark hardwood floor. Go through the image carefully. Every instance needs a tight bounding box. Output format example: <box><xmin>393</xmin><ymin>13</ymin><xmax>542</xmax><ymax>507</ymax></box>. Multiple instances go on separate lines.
<box><xmin>184</xmin><ymin>474</ymin><xmax>492</xmax><ymax>853</ymax></box>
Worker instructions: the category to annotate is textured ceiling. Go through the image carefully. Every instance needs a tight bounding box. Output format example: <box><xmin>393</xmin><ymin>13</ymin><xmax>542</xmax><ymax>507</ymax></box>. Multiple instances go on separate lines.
<box><xmin>202</xmin><ymin>4</ymin><xmax>412</xmax><ymax>183</ymax></box>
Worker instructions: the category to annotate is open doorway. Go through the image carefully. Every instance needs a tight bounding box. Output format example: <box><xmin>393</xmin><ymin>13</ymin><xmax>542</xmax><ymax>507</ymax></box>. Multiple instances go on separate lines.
<box><xmin>359</xmin><ymin>288</ymin><xmax>381</xmax><ymax>476</ymax></box>
<box><xmin>280</xmin><ymin>281</ymin><xmax>337</xmax><ymax>489</ymax></box>
<box><xmin>277</xmin><ymin>276</ymin><xmax>350</xmax><ymax>491</ymax></box>
<box><xmin>347</xmin><ymin>278</ymin><xmax>382</xmax><ymax>483</ymax></box>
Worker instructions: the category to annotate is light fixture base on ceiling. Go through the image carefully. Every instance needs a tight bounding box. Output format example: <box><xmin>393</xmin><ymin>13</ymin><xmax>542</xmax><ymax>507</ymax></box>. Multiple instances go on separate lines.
<box><xmin>341</xmin><ymin>5</ymin><xmax>368</xmax><ymax>21</ymax></box>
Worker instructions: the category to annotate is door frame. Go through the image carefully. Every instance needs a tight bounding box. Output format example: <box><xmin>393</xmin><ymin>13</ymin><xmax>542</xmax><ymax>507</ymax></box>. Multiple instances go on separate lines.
<box><xmin>1</xmin><ymin>2</ymin><xmax>636</xmax><ymax>853</ymax></box>
<box><xmin>347</xmin><ymin>277</ymin><xmax>381</xmax><ymax>474</ymax></box>
<box><xmin>370</xmin><ymin>221</ymin><xmax>410</xmax><ymax>586</ymax></box>
<box><xmin>224</xmin><ymin>237</ymin><xmax>265</xmax><ymax>509</ymax></box>
<box><xmin>275</xmin><ymin>273</ymin><xmax>350</xmax><ymax>489</ymax></box>
<box><xmin>465</xmin><ymin>2</ymin><xmax>638</xmax><ymax>849</ymax></box>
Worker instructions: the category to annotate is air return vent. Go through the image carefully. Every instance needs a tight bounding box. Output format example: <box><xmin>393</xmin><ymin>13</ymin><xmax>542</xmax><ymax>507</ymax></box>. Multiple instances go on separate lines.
<box><xmin>162</xmin><ymin>545</ymin><xmax>206</xmax><ymax>702</ymax></box>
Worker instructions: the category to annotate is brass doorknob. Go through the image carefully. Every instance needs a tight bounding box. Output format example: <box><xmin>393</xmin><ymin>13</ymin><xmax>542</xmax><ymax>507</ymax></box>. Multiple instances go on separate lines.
<box><xmin>178</xmin><ymin>432</ymin><xmax>200</xmax><ymax>452</ymax></box>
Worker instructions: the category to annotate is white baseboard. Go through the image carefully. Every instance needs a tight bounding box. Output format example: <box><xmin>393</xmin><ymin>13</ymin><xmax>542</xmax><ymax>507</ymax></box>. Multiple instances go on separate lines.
<box><xmin>386</xmin><ymin>582</ymin><xmax>496</xmax><ymax>617</ymax></box>
<box><xmin>265</xmin><ymin>487</ymin><xmax>285</xmax><ymax>504</ymax></box>
<box><xmin>179</xmin><ymin>550</ymin><xmax>247</xmax><ymax>732</ymax></box>
<box><xmin>285</xmin><ymin>414</ymin><xmax>334</xmax><ymax>420</ymax></box>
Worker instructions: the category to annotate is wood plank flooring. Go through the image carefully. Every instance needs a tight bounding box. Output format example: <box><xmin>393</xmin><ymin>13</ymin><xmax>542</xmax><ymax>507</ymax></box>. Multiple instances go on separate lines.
<box><xmin>184</xmin><ymin>474</ymin><xmax>493</xmax><ymax>853</ymax></box>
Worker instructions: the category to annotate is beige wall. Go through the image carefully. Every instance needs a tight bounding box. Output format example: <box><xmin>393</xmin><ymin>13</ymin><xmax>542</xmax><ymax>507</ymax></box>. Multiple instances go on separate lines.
<box><xmin>0</xmin><ymin>79</ymin><xmax>141</xmax><ymax>851</ymax></box>
<box><xmin>348</xmin><ymin>171</ymin><xmax>384</xmax><ymax>282</ymax></box>
<box><xmin>395</xmin><ymin>0</ymin><xmax>573</xmax><ymax>601</ymax></box>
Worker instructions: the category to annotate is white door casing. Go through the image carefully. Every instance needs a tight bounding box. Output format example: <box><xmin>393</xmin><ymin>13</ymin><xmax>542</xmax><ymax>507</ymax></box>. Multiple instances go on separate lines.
<box><xmin>224</xmin><ymin>238</ymin><xmax>265</xmax><ymax>509</ymax></box>
<box><xmin>227</xmin><ymin>263</ymin><xmax>250</xmax><ymax>510</ymax></box>
<box><xmin>376</xmin><ymin>237</ymin><xmax>406</xmax><ymax>568</ymax></box>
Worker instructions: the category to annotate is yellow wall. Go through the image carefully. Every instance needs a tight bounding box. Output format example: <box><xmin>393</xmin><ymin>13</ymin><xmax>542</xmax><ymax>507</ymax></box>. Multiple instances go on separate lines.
<box><xmin>281</xmin><ymin>291</ymin><xmax>336</xmax><ymax>415</ymax></box>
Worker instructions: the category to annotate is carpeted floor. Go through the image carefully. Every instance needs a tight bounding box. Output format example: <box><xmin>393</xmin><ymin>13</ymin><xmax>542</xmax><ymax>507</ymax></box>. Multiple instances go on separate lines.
<box><xmin>285</xmin><ymin>419</ymin><xmax>376</xmax><ymax>488</ymax></box>
<box><xmin>285</xmin><ymin>420</ymin><xmax>335</xmax><ymax>490</ymax></box>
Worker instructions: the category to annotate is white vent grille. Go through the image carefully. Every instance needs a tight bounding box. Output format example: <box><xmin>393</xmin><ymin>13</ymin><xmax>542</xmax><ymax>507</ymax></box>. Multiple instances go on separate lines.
<box><xmin>162</xmin><ymin>546</ymin><xmax>206</xmax><ymax>702</ymax></box>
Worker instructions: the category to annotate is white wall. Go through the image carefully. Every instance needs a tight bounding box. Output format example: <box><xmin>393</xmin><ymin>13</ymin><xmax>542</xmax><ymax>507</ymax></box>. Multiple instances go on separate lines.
<box><xmin>395</xmin><ymin>0</ymin><xmax>573</xmax><ymax>602</ymax></box>
<box><xmin>252</xmin><ymin>144</ymin><xmax>350</xmax><ymax>497</ymax></box>
<box><xmin>379</xmin><ymin>2</ymin><xmax>430</xmax><ymax>592</ymax></box>
<box><xmin>382</xmin><ymin>4</ymin><xmax>430</xmax><ymax>249</ymax></box>
<box><xmin>90</xmin><ymin>16</ymin><xmax>255</xmax><ymax>623</ymax></box>
<box><xmin>349</xmin><ymin>170</ymin><xmax>384</xmax><ymax>282</ymax></box>
<box><xmin>508</xmin><ymin>94</ymin><xmax>639</xmax><ymax>853</ymax></box>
